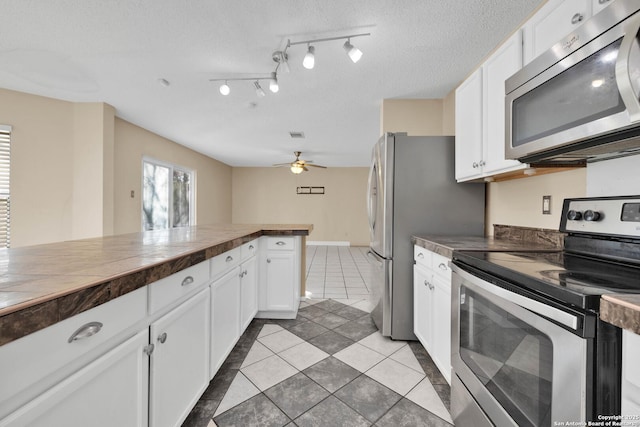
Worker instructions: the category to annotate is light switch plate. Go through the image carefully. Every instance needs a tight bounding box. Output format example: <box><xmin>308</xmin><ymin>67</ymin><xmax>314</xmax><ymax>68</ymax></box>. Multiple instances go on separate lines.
<box><xmin>542</xmin><ymin>195</ymin><xmax>551</xmax><ymax>214</ymax></box>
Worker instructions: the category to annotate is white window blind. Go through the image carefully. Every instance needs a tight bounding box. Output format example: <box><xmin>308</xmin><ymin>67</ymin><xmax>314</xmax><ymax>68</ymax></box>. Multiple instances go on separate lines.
<box><xmin>0</xmin><ymin>125</ymin><xmax>10</xmax><ymax>248</ymax></box>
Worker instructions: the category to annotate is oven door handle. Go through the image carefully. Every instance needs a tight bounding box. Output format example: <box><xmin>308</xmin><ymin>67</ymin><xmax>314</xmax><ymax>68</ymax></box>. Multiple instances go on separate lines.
<box><xmin>457</xmin><ymin>267</ymin><xmax>579</xmax><ymax>331</ymax></box>
<box><xmin>615</xmin><ymin>11</ymin><xmax>640</xmax><ymax>123</ymax></box>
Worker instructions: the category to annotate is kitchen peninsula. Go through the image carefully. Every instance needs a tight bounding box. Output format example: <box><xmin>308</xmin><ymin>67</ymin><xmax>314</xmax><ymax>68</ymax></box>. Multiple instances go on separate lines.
<box><xmin>0</xmin><ymin>224</ymin><xmax>311</xmax><ymax>427</ymax></box>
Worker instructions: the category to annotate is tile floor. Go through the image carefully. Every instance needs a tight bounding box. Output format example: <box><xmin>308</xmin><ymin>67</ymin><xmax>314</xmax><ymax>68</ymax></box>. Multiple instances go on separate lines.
<box><xmin>182</xmin><ymin>246</ymin><xmax>453</xmax><ymax>427</ymax></box>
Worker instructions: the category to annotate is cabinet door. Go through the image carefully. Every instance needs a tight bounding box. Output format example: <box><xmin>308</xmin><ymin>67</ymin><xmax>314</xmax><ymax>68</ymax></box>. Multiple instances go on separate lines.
<box><xmin>0</xmin><ymin>330</ymin><xmax>149</xmax><ymax>427</ymax></box>
<box><xmin>210</xmin><ymin>268</ymin><xmax>241</xmax><ymax>377</ymax></box>
<box><xmin>413</xmin><ymin>265</ymin><xmax>432</xmax><ymax>350</ymax></box>
<box><xmin>432</xmin><ymin>275</ymin><xmax>452</xmax><ymax>385</ymax></box>
<box><xmin>262</xmin><ymin>252</ymin><xmax>295</xmax><ymax>311</ymax></box>
<box><xmin>455</xmin><ymin>68</ymin><xmax>484</xmax><ymax>182</ymax></box>
<box><xmin>523</xmin><ymin>0</ymin><xmax>591</xmax><ymax>64</ymax></box>
<box><xmin>150</xmin><ymin>288</ymin><xmax>210</xmax><ymax>427</ymax></box>
<box><xmin>483</xmin><ymin>31</ymin><xmax>525</xmax><ymax>176</ymax></box>
<box><xmin>240</xmin><ymin>256</ymin><xmax>258</xmax><ymax>333</ymax></box>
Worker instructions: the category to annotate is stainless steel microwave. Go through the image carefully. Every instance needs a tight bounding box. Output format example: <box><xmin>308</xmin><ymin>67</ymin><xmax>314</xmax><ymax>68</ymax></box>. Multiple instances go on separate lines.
<box><xmin>505</xmin><ymin>0</ymin><xmax>640</xmax><ymax>165</ymax></box>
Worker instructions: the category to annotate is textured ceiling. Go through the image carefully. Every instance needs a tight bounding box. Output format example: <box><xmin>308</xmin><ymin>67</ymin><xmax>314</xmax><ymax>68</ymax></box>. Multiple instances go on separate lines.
<box><xmin>0</xmin><ymin>0</ymin><xmax>542</xmax><ymax>167</ymax></box>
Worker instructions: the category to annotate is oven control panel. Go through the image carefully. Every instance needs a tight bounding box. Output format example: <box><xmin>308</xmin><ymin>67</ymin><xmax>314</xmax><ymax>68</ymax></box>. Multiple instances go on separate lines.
<box><xmin>560</xmin><ymin>196</ymin><xmax>640</xmax><ymax>237</ymax></box>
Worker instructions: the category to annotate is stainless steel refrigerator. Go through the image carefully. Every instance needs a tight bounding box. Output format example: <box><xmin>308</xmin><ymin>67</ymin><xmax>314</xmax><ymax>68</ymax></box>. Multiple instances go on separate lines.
<box><xmin>367</xmin><ymin>133</ymin><xmax>485</xmax><ymax>341</ymax></box>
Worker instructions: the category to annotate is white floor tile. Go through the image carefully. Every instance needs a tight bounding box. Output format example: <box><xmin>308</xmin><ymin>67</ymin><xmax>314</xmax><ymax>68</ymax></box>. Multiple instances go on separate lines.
<box><xmin>240</xmin><ymin>340</ymin><xmax>275</xmax><ymax>368</ymax></box>
<box><xmin>333</xmin><ymin>342</ymin><xmax>386</xmax><ymax>373</ymax></box>
<box><xmin>258</xmin><ymin>329</ymin><xmax>305</xmax><ymax>353</ymax></box>
<box><xmin>350</xmin><ymin>299</ymin><xmax>375</xmax><ymax>313</ymax></box>
<box><xmin>240</xmin><ymin>354</ymin><xmax>298</xmax><ymax>391</ymax></box>
<box><xmin>278</xmin><ymin>342</ymin><xmax>329</xmax><ymax>371</ymax></box>
<box><xmin>389</xmin><ymin>345</ymin><xmax>425</xmax><ymax>374</ymax></box>
<box><xmin>406</xmin><ymin>378</ymin><xmax>453</xmax><ymax>423</ymax></box>
<box><xmin>358</xmin><ymin>332</ymin><xmax>406</xmax><ymax>356</ymax></box>
<box><xmin>258</xmin><ymin>324</ymin><xmax>284</xmax><ymax>338</ymax></box>
<box><xmin>324</xmin><ymin>293</ymin><xmax>348</xmax><ymax>299</ymax></box>
<box><xmin>365</xmin><ymin>358</ymin><xmax>425</xmax><ymax>396</ymax></box>
<box><xmin>214</xmin><ymin>372</ymin><xmax>260</xmax><ymax>416</ymax></box>
<box><xmin>207</xmin><ymin>420</ymin><xmax>218</xmax><ymax>427</ymax></box>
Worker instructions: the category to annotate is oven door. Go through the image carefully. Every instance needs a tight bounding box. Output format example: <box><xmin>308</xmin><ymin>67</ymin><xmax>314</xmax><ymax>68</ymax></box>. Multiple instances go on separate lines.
<box><xmin>505</xmin><ymin>8</ymin><xmax>640</xmax><ymax>162</ymax></box>
<box><xmin>451</xmin><ymin>266</ymin><xmax>588</xmax><ymax>427</ymax></box>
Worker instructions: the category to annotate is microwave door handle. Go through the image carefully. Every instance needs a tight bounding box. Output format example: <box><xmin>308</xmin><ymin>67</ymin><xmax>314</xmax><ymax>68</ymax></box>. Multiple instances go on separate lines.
<box><xmin>615</xmin><ymin>12</ymin><xmax>640</xmax><ymax>122</ymax></box>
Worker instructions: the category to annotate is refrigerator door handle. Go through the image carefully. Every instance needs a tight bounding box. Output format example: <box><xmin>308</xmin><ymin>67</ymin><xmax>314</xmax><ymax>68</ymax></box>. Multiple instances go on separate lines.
<box><xmin>367</xmin><ymin>161</ymin><xmax>377</xmax><ymax>232</ymax></box>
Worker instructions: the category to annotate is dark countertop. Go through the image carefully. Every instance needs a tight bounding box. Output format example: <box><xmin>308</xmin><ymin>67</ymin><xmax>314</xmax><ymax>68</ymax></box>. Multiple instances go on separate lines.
<box><xmin>600</xmin><ymin>294</ymin><xmax>640</xmax><ymax>335</ymax></box>
<box><xmin>411</xmin><ymin>235</ymin><xmax>561</xmax><ymax>259</ymax></box>
<box><xmin>0</xmin><ymin>224</ymin><xmax>312</xmax><ymax>346</ymax></box>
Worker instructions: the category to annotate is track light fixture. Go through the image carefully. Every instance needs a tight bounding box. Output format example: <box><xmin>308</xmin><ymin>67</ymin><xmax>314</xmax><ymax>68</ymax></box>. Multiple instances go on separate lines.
<box><xmin>269</xmin><ymin>72</ymin><xmax>279</xmax><ymax>93</ymax></box>
<box><xmin>219</xmin><ymin>80</ymin><xmax>230</xmax><ymax>96</ymax></box>
<box><xmin>254</xmin><ymin>81</ymin><xmax>266</xmax><ymax>97</ymax></box>
<box><xmin>287</xmin><ymin>32</ymin><xmax>370</xmax><ymax>68</ymax></box>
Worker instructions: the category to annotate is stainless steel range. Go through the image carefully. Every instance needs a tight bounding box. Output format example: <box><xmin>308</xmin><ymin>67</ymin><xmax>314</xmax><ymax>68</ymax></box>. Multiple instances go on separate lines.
<box><xmin>451</xmin><ymin>196</ymin><xmax>640</xmax><ymax>426</ymax></box>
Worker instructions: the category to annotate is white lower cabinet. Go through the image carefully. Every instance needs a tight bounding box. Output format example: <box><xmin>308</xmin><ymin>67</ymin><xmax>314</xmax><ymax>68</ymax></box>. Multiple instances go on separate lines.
<box><xmin>413</xmin><ymin>246</ymin><xmax>452</xmax><ymax>384</ymax></box>
<box><xmin>240</xmin><ymin>255</ymin><xmax>258</xmax><ymax>333</ymax></box>
<box><xmin>149</xmin><ymin>288</ymin><xmax>210</xmax><ymax>427</ymax></box>
<box><xmin>257</xmin><ymin>236</ymin><xmax>300</xmax><ymax>319</ymax></box>
<box><xmin>210</xmin><ymin>267</ymin><xmax>241</xmax><ymax>378</ymax></box>
<box><xmin>622</xmin><ymin>329</ymin><xmax>640</xmax><ymax>416</ymax></box>
<box><xmin>0</xmin><ymin>329</ymin><xmax>150</xmax><ymax>427</ymax></box>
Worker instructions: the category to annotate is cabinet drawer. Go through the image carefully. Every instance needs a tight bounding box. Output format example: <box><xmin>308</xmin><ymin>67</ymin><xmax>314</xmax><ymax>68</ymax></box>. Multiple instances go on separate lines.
<box><xmin>0</xmin><ymin>287</ymin><xmax>147</xmax><ymax>417</ymax></box>
<box><xmin>210</xmin><ymin>247</ymin><xmax>241</xmax><ymax>279</ymax></box>
<box><xmin>431</xmin><ymin>252</ymin><xmax>452</xmax><ymax>279</ymax></box>
<box><xmin>414</xmin><ymin>246</ymin><xmax>432</xmax><ymax>268</ymax></box>
<box><xmin>266</xmin><ymin>237</ymin><xmax>294</xmax><ymax>251</ymax></box>
<box><xmin>148</xmin><ymin>260</ymin><xmax>210</xmax><ymax>314</ymax></box>
<box><xmin>241</xmin><ymin>240</ymin><xmax>258</xmax><ymax>261</ymax></box>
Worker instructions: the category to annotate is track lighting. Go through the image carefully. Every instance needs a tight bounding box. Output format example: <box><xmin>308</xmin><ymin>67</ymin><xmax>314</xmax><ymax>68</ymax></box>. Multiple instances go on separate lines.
<box><xmin>219</xmin><ymin>81</ymin><xmax>230</xmax><ymax>96</ymax></box>
<box><xmin>254</xmin><ymin>81</ymin><xmax>266</xmax><ymax>97</ymax></box>
<box><xmin>343</xmin><ymin>39</ymin><xmax>363</xmax><ymax>63</ymax></box>
<box><xmin>303</xmin><ymin>45</ymin><xmax>315</xmax><ymax>70</ymax></box>
<box><xmin>269</xmin><ymin>72</ymin><xmax>279</xmax><ymax>93</ymax></box>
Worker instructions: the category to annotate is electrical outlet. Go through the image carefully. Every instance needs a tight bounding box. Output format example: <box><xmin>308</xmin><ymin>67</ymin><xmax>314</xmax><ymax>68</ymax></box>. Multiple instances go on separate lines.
<box><xmin>542</xmin><ymin>195</ymin><xmax>551</xmax><ymax>214</ymax></box>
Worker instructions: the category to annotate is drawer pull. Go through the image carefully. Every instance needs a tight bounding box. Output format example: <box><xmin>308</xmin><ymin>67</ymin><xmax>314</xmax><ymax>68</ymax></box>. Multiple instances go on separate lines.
<box><xmin>226</xmin><ymin>255</ymin><xmax>234</xmax><ymax>262</ymax></box>
<box><xmin>249</xmin><ymin>244</ymin><xmax>255</xmax><ymax>250</ymax></box>
<box><xmin>571</xmin><ymin>13</ymin><xmax>584</xmax><ymax>25</ymax></box>
<box><xmin>239</xmin><ymin>271</ymin><xmax>245</xmax><ymax>278</ymax></box>
<box><xmin>438</xmin><ymin>263</ymin><xmax>448</xmax><ymax>271</ymax></box>
<box><xmin>158</xmin><ymin>332</ymin><xmax>167</xmax><ymax>344</ymax></box>
<box><xmin>68</xmin><ymin>321</ymin><xmax>103</xmax><ymax>343</ymax></box>
<box><xmin>143</xmin><ymin>344</ymin><xmax>155</xmax><ymax>356</ymax></box>
<box><xmin>181</xmin><ymin>276</ymin><xmax>194</xmax><ymax>286</ymax></box>
<box><xmin>276</xmin><ymin>241</ymin><xmax>286</xmax><ymax>246</ymax></box>
<box><xmin>417</xmin><ymin>253</ymin><xmax>424</xmax><ymax>259</ymax></box>
<box><xmin>267</xmin><ymin>258</ymin><xmax>271</xmax><ymax>263</ymax></box>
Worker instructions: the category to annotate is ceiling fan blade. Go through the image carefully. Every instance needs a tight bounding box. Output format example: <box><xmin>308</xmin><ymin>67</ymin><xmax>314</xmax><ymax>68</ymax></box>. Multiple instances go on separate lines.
<box><xmin>272</xmin><ymin>163</ymin><xmax>292</xmax><ymax>167</ymax></box>
<box><xmin>307</xmin><ymin>164</ymin><xmax>327</xmax><ymax>168</ymax></box>
<box><xmin>303</xmin><ymin>166</ymin><xmax>309</xmax><ymax>171</ymax></box>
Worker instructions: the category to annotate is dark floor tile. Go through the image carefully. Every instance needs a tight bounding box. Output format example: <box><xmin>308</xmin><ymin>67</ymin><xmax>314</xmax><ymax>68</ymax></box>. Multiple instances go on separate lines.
<box><xmin>307</xmin><ymin>330</ymin><xmax>355</xmax><ymax>355</ymax></box>
<box><xmin>334</xmin><ymin>375</ymin><xmax>401</xmax><ymax>423</ymax></box>
<box><xmin>294</xmin><ymin>396</ymin><xmax>370</xmax><ymax>427</ymax></box>
<box><xmin>433</xmin><ymin>384</ymin><xmax>451</xmax><ymax>411</ymax></box>
<box><xmin>287</xmin><ymin>321</ymin><xmax>330</xmax><ymax>341</ymax></box>
<box><xmin>201</xmin><ymin>367</ymin><xmax>237</xmax><ymax>402</ymax></box>
<box><xmin>271</xmin><ymin>315</ymin><xmax>309</xmax><ymax>330</ymax></box>
<box><xmin>408</xmin><ymin>342</ymin><xmax>447</xmax><ymax>385</ymax></box>
<box><xmin>213</xmin><ymin>394</ymin><xmax>291</xmax><ymax>427</ymax></box>
<box><xmin>374</xmin><ymin>398</ymin><xmax>453</xmax><ymax>427</ymax></box>
<box><xmin>181</xmin><ymin>398</ymin><xmax>218</xmax><ymax>427</ymax></box>
<box><xmin>334</xmin><ymin>315</ymin><xmax>379</xmax><ymax>341</ymax></box>
<box><xmin>311</xmin><ymin>312</ymin><xmax>350</xmax><ymax>329</ymax></box>
<box><xmin>297</xmin><ymin>305</ymin><xmax>328</xmax><ymax>320</ymax></box>
<box><xmin>264</xmin><ymin>372</ymin><xmax>330</xmax><ymax>419</ymax></box>
<box><xmin>332</xmin><ymin>305</ymin><xmax>368</xmax><ymax>320</ymax></box>
<box><xmin>313</xmin><ymin>299</ymin><xmax>348</xmax><ymax>312</ymax></box>
<box><xmin>303</xmin><ymin>356</ymin><xmax>360</xmax><ymax>393</ymax></box>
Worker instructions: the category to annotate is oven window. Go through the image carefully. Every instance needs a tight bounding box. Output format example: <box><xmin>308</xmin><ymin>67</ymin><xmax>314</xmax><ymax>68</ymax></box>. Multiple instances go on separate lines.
<box><xmin>460</xmin><ymin>285</ymin><xmax>553</xmax><ymax>427</ymax></box>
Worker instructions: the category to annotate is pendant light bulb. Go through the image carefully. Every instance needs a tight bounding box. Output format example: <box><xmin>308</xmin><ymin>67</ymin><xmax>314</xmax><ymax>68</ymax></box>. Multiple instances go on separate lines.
<box><xmin>269</xmin><ymin>72</ymin><xmax>279</xmax><ymax>93</ymax></box>
<box><xmin>254</xmin><ymin>81</ymin><xmax>266</xmax><ymax>97</ymax></box>
<box><xmin>303</xmin><ymin>45</ymin><xmax>315</xmax><ymax>69</ymax></box>
<box><xmin>219</xmin><ymin>81</ymin><xmax>230</xmax><ymax>96</ymax></box>
<box><xmin>343</xmin><ymin>39</ymin><xmax>363</xmax><ymax>63</ymax></box>
<box><xmin>291</xmin><ymin>164</ymin><xmax>304</xmax><ymax>174</ymax></box>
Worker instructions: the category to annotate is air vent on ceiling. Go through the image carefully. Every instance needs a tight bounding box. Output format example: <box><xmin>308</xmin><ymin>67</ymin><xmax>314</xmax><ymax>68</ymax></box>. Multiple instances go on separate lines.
<box><xmin>289</xmin><ymin>131</ymin><xmax>305</xmax><ymax>139</ymax></box>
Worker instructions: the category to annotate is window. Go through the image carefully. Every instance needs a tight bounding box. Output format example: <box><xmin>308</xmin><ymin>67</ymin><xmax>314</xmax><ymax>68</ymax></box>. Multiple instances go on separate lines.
<box><xmin>0</xmin><ymin>125</ymin><xmax>10</xmax><ymax>248</ymax></box>
<box><xmin>142</xmin><ymin>158</ymin><xmax>194</xmax><ymax>231</ymax></box>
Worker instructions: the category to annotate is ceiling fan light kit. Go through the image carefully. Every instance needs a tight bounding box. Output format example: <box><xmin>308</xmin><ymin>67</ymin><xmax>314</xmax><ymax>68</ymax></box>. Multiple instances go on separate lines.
<box><xmin>274</xmin><ymin>151</ymin><xmax>327</xmax><ymax>174</ymax></box>
<box><xmin>210</xmin><ymin>32</ymin><xmax>369</xmax><ymax>97</ymax></box>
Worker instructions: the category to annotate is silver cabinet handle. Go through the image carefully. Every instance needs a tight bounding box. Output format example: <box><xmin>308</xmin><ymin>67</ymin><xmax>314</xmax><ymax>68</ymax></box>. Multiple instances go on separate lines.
<box><xmin>143</xmin><ymin>344</ymin><xmax>155</xmax><ymax>356</ymax></box>
<box><xmin>438</xmin><ymin>263</ymin><xmax>448</xmax><ymax>271</ymax></box>
<box><xmin>243</xmin><ymin>270</ymin><xmax>248</xmax><ymax>276</ymax></box>
<box><xmin>276</xmin><ymin>241</ymin><xmax>286</xmax><ymax>246</ymax></box>
<box><xmin>181</xmin><ymin>276</ymin><xmax>194</xmax><ymax>286</ymax></box>
<box><xmin>267</xmin><ymin>258</ymin><xmax>271</xmax><ymax>263</ymax></box>
<box><xmin>158</xmin><ymin>332</ymin><xmax>167</xmax><ymax>344</ymax></box>
<box><xmin>226</xmin><ymin>255</ymin><xmax>233</xmax><ymax>262</ymax></box>
<box><xmin>239</xmin><ymin>271</ymin><xmax>245</xmax><ymax>278</ymax></box>
<box><xmin>417</xmin><ymin>253</ymin><xmax>424</xmax><ymax>259</ymax></box>
<box><xmin>479</xmin><ymin>160</ymin><xmax>486</xmax><ymax>167</ymax></box>
<box><xmin>472</xmin><ymin>162</ymin><xmax>478</xmax><ymax>168</ymax></box>
<box><xmin>571</xmin><ymin>13</ymin><xmax>583</xmax><ymax>25</ymax></box>
<box><xmin>68</xmin><ymin>321</ymin><xmax>103</xmax><ymax>343</ymax></box>
<box><xmin>428</xmin><ymin>282</ymin><xmax>434</xmax><ymax>290</ymax></box>
<box><xmin>423</xmin><ymin>280</ymin><xmax>429</xmax><ymax>287</ymax></box>
<box><xmin>249</xmin><ymin>244</ymin><xmax>254</xmax><ymax>250</ymax></box>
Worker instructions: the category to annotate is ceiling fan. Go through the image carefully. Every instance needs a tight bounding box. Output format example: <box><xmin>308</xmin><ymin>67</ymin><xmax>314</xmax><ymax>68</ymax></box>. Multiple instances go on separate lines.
<box><xmin>273</xmin><ymin>151</ymin><xmax>327</xmax><ymax>174</ymax></box>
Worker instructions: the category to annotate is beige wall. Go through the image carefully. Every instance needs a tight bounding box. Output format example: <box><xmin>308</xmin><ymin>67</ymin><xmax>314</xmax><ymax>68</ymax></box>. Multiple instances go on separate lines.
<box><xmin>232</xmin><ymin>167</ymin><xmax>369</xmax><ymax>245</ymax></box>
<box><xmin>381</xmin><ymin>99</ymin><xmax>445</xmax><ymax>136</ymax></box>
<box><xmin>114</xmin><ymin>118</ymin><xmax>232</xmax><ymax>235</ymax></box>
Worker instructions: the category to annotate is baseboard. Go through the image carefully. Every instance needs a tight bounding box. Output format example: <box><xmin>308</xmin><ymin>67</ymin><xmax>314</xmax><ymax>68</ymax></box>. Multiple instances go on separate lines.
<box><xmin>306</xmin><ymin>241</ymin><xmax>351</xmax><ymax>246</ymax></box>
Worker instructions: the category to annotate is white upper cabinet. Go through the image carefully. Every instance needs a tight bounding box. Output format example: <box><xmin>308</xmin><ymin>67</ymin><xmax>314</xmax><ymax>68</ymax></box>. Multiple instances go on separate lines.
<box><xmin>455</xmin><ymin>68</ymin><xmax>484</xmax><ymax>182</ymax></box>
<box><xmin>523</xmin><ymin>0</ymin><xmax>591</xmax><ymax>65</ymax></box>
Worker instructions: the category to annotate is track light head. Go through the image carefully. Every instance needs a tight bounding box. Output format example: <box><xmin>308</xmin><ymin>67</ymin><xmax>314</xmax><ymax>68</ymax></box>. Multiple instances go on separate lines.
<box><xmin>272</xmin><ymin>50</ymin><xmax>290</xmax><ymax>73</ymax></box>
<box><xmin>343</xmin><ymin>39</ymin><xmax>363</xmax><ymax>63</ymax></box>
<box><xmin>303</xmin><ymin>45</ymin><xmax>315</xmax><ymax>70</ymax></box>
<box><xmin>219</xmin><ymin>81</ymin><xmax>230</xmax><ymax>95</ymax></box>
<box><xmin>254</xmin><ymin>81</ymin><xmax>266</xmax><ymax>97</ymax></box>
<box><xmin>269</xmin><ymin>72</ymin><xmax>279</xmax><ymax>93</ymax></box>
